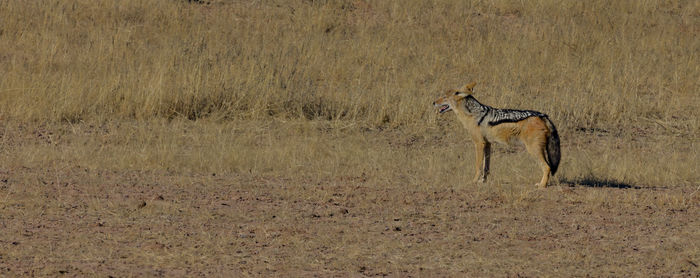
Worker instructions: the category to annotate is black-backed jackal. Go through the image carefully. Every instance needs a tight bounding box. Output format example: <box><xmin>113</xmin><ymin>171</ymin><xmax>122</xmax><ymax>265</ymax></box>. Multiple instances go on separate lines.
<box><xmin>433</xmin><ymin>82</ymin><xmax>561</xmax><ymax>188</ymax></box>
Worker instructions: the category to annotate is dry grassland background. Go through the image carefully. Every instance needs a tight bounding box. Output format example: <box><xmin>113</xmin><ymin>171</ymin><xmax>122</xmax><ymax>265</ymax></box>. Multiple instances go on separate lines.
<box><xmin>0</xmin><ymin>0</ymin><xmax>699</xmax><ymax>276</ymax></box>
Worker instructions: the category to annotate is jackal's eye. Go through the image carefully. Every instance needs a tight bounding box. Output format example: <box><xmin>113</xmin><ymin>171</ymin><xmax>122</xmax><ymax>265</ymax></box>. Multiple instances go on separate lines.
<box><xmin>454</xmin><ymin>92</ymin><xmax>460</xmax><ymax>95</ymax></box>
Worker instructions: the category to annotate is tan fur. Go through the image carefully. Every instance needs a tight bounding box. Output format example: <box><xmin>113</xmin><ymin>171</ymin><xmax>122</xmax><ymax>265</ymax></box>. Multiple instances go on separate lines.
<box><xmin>434</xmin><ymin>82</ymin><xmax>558</xmax><ymax>188</ymax></box>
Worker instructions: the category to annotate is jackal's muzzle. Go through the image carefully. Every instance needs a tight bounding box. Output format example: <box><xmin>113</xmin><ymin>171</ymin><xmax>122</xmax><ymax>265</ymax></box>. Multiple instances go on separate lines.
<box><xmin>437</xmin><ymin>104</ymin><xmax>451</xmax><ymax>114</ymax></box>
<box><xmin>433</xmin><ymin>98</ymin><xmax>452</xmax><ymax>114</ymax></box>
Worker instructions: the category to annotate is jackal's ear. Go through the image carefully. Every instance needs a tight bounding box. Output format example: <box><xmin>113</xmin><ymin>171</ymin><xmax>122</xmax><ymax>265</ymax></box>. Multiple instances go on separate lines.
<box><xmin>460</xmin><ymin>82</ymin><xmax>477</xmax><ymax>92</ymax></box>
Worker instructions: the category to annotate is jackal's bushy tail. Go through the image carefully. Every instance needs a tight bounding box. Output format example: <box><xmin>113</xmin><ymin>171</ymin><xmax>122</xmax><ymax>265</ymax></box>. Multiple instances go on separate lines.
<box><xmin>544</xmin><ymin>116</ymin><xmax>560</xmax><ymax>175</ymax></box>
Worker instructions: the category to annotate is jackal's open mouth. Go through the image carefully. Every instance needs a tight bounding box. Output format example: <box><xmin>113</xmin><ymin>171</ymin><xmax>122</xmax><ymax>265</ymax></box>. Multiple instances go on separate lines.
<box><xmin>438</xmin><ymin>104</ymin><xmax>451</xmax><ymax>114</ymax></box>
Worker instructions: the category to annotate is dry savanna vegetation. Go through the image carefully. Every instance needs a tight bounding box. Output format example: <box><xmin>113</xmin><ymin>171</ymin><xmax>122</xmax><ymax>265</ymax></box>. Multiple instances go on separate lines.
<box><xmin>1</xmin><ymin>0</ymin><xmax>699</xmax><ymax>276</ymax></box>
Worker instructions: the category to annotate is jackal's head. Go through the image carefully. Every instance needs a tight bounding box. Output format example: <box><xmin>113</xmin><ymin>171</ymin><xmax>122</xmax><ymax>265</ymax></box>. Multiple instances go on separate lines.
<box><xmin>433</xmin><ymin>82</ymin><xmax>476</xmax><ymax>114</ymax></box>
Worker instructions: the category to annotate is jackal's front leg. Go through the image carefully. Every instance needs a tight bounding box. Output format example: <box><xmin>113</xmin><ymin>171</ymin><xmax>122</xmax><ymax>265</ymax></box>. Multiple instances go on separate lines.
<box><xmin>483</xmin><ymin>142</ymin><xmax>491</xmax><ymax>180</ymax></box>
<box><xmin>472</xmin><ymin>141</ymin><xmax>490</xmax><ymax>183</ymax></box>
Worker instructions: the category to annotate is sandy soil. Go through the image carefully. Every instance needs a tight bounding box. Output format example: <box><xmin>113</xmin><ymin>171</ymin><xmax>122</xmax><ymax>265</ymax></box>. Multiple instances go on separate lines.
<box><xmin>1</xmin><ymin>166</ymin><xmax>698</xmax><ymax>277</ymax></box>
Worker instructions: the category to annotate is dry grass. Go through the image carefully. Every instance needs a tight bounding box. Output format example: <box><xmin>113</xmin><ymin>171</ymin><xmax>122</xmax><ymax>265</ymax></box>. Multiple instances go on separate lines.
<box><xmin>0</xmin><ymin>0</ymin><xmax>699</xmax><ymax>276</ymax></box>
<box><xmin>1</xmin><ymin>0</ymin><xmax>698</xmax><ymax>129</ymax></box>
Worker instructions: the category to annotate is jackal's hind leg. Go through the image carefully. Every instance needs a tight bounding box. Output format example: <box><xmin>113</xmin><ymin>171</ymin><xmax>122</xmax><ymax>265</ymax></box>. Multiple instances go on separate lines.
<box><xmin>524</xmin><ymin>141</ymin><xmax>551</xmax><ymax>188</ymax></box>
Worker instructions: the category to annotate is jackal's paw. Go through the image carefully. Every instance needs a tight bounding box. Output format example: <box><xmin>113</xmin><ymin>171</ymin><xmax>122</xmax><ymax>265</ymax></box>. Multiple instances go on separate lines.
<box><xmin>536</xmin><ymin>183</ymin><xmax>548</xmax><ymax>189</ymax></box>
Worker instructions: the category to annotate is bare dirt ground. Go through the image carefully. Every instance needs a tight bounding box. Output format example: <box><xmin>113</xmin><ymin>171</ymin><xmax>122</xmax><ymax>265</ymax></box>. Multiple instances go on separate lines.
<box><xmin>0</xmin><ymin>122</ymin><xmax>698</xmax><ymax>277</ymax></box>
